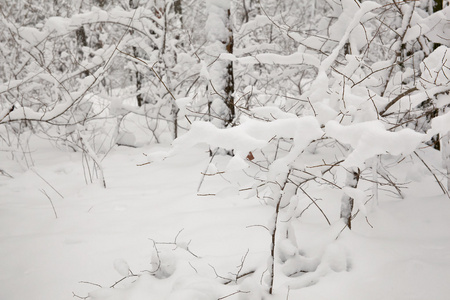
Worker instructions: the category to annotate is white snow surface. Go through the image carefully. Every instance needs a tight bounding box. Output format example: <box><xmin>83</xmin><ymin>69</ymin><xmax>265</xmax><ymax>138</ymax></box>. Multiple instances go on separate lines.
<box><xmin>1</xmin><ymin>138</ymin><xmax>450</xmax><ymax>300</ymax></box>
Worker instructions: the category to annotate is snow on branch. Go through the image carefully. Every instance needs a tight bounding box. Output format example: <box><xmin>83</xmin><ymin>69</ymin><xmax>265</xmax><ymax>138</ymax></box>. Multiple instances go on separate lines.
<box><xmin>172</xmin><ymin>117</ymin><xmax>324</xmax><ymax>177</ymax></box>
<box><xmin>325</xmin><ymin>120</ymin><xmax>426</xmax><ymax>168</ymax></box>
<box><xmin>404</xmin><ymin>6</ymin><xmax>450</xmax><ymax>47</ymax></box>
<box><xmin>219</xmin><ymin>52</ymin><xmax>320</xmax><ymax>67</ymax></box>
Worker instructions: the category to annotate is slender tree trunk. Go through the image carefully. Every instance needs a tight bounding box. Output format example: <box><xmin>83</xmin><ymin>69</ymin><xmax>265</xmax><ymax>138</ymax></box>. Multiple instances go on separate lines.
<box><xmin>340</xmin><ymin>168</ymin><xmax>360</xmax><ymax>229</ymax></box>
<box><xmin>205</xmin><ymin>1</ymin><xmax>235</xmax><ymax>129</ymax></box>
<box><xmin>171</xmin><ymin>1</ymin><xmax>183</xmax><ymax>138</ymax></box>
<box><xmin>133</xmin><ymin>46</ymin><xmax>144</xmax><ymax>107</ymax></box>
<box><xmin>224</xmin><ymin>8</ymin><xmax>235</xmax><ymax>127</ymax></box>
<box><xmin>431</xmin><ymin>0</ymin><xmax>444</xmax><ymax>148</ymax></box>
<box><xmin>269</xmin><ymin>170</ymin><xmax>291</xmax><ymax>295</ymax></box>
<box><xmin>129</xmin><ymin>0</ymin><xmax>144</xmax><ymax>107</ymax></box>
<box><xmin>76</xmin><ymin>26</ymin><xmax>89</xmax><ymax>77</ymax></box>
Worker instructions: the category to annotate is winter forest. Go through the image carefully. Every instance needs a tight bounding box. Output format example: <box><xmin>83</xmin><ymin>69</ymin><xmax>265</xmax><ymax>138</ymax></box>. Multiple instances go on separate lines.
<box><xmin>1</xmin><ymin>0</ymin><xmax>450</xmax><ymax>299</ymax></box>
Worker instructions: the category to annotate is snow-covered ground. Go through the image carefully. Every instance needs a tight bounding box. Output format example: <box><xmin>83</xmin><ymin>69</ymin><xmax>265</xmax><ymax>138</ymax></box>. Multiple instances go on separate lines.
<box><xmin>1</xmin><ymin>139</ymin><xmax>450</xmax><ymax>300</ymax></box>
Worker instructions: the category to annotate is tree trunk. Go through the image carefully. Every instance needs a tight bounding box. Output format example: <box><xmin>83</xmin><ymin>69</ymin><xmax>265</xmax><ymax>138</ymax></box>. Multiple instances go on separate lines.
<box><xmin>174</xmin><ymin>0</ymin><xmax>182</xmax><ymax>19</ymax></box>
<box><xmin>432</xmin><ymin>0</ymin><xmax>443</xmax><ymax>13</ymax></box>
<box><xmin>430</xmin><ymin>0</ymin><xmax>444</xmax><ymax>148</ymax></box>
<box><xmin>224</xmin><ymin>8</ymin><xmax>235</xmax><ymax>127</ymax></box>
<box><xmin>133</xmin><ymin>46</ymin><xmax>144</xmax><ymax>107</ymax></box>
<box><xmin>75</xmin><ymin>26</ymin><xmax>89</xmax><ymax>77</ymax></box>
<box><xmin>96</xmin><ymin>0</ymin><xmax>106</xmax><ymax>7</ymax></box>
<box><xmin>129</xmin><ymin>0</ymin><xmax>144</xmax><ymax>107</ymax></box>
<box><xmin>340</xmin><ymin>168</ymin><xmax>360</xmax><ymax>229</ymax></box>
<box><xmin>171</xmin><ymin>1</ymin><xmax>183</xmax><ymax>138</ymax></box>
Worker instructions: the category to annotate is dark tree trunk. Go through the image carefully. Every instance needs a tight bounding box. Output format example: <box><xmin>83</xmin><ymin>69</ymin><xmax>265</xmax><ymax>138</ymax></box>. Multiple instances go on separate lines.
<box><xmin>174</xmin><ymin>0</ymin><xmax>182</xmax><ymax>18</ymax></box>
<box><xmin>76</xmin><ymin>27</ymin><xmax>87</xmax><ymax>48</ymax></box>
<box><xmin>171</xmin><ymin>0</ymin><xmax>183</xmax><ymax>138</ymax></box>
<box><xmin>96</xmin><ymin>0</ymin><xmax>106</xmax><ymax>7</ymax></box>
<box><xmin>431</xmin><ymin>0</ymin><xmax>443</xmax><ymax>149</ymax></box>
<box><xmin>134</xmin><ymin>50</ymin><xmax>144</xmax><ymax>107</ymax></box>
<box><xmin>224</xmin><ymin>9</ymin><xmax>235</xmax><ymax>127</ymax></box>
<box><xmin>129</xmin><ymin>0</ymin><xmax>144</xmax><ymax>107</ymax></box>
<box><xmin>433</xmin><ymin>0</ymin><xmax>443</xmax><ymax>12</ymax></box>
<box><xmin>76</xmin><ymin>26</ymin><xmax>89</xmax><ymax>77</ymax></box>
<box><xmin>432</xmin><ymin>0</ymin><xmax>443</xmax><ymax>51</ymax></box>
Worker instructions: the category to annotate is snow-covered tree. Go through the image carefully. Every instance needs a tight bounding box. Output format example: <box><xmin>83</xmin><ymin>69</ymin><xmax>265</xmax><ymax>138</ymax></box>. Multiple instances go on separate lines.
<box><xmin>3</xmin><ymin>0</ymin><xmax>450</xmax><ymax>299</ymax></box>
<box><xmin>202</xmin><ymin>0</ymin><xmax>235</xmax><ymax>127</ymax></box>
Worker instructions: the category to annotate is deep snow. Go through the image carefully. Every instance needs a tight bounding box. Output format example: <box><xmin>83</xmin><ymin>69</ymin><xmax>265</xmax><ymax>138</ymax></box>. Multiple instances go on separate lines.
<box><xmin>1</xmin><ymin>139</ymin><xmax>450</xmax><ymax>300</ymax></box>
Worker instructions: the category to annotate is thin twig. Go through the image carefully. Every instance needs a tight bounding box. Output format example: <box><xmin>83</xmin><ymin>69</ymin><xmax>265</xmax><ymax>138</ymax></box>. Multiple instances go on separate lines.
<box><xmin>31</xmin><ymin>169</ymin><xmax>64</xmax><ymax>198</ymax></box>
<box><xmin>218</xmin><ymin>290</ymin><xmax>250</xmax><ymax>300</ymax></box>
<box><xmin>0</xmin><ymin>168</ymin><xmax>13</xmax><ymax>178</ymax></box>
<box><xmin>79</xmin><ymin>281</ymin><xmax>102</xmax><ymax>288</ymax></box>
<box><xmin>39</xmin><ymin>189</ymin><xmax>58</xmax><ymax>219</ymax></box>
<box><xmin>72</xmin><ymin>292</ymin><xmax>88</xmax><ymax>299</ymax></box>
<box><xmin>235</xmin><ymin>249</ymin><xmax>250</xmax><ymax>282</ymax></box>
<box><xmin>414</xmin><ymin>151</ymin><xmax>450</xmax><ymax>198</ymax></box>
<box><xmin>296</xmin><ymin>184</ymin><xmax>331</xmax><ymax>225</ymax></box>
<box><xmin>189</xmin><ymin>262</ymin><xmax>198</xmax><ymax>273</ymax></box>
<box><xmin>209</xmin><ymin>264</ymin><xmax>233</xmax><ymax>282</ymax></box>
<box><xmin>246</xmin><ymin>223</ymin><xmax>270</xmax><ymax>232</ymax></box>
<box><xmin>110</xmin><ymin>274</ymin><xmax>138</xmax><ymax>288</ymax></box>
<box><xmin>197</xmin><ymin>148</ymin><xmax>219</xmax><ymax>192</ymax></box>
